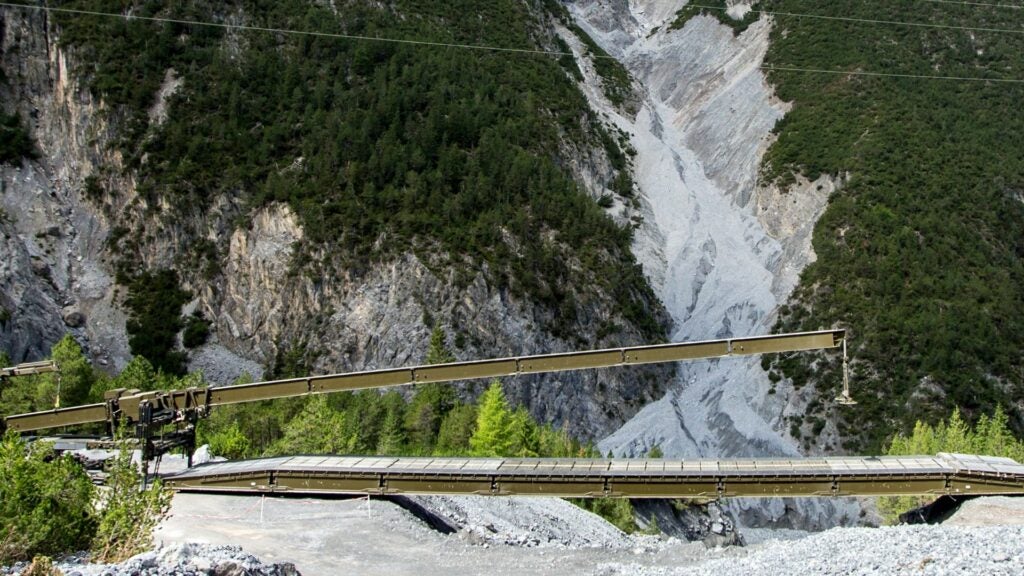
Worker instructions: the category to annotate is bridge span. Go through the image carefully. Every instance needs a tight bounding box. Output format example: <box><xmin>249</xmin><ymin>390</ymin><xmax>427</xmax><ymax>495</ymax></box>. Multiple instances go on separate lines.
<box><xmin>164</xmin><ymin>453</ymin><xmax>1024</xmax><ymax>499</ymax></box>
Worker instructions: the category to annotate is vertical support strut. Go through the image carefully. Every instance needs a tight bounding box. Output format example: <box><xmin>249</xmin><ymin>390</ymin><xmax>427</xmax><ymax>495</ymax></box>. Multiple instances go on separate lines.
<box><xmin>137</xmin><ymin>400</ymin><xmax>153</xmax><ymax>488</ymax></box>
<box><xmin>836</xmin><ymin>338</ymin><xmax>857</xmax><ymax>406</ymax></box>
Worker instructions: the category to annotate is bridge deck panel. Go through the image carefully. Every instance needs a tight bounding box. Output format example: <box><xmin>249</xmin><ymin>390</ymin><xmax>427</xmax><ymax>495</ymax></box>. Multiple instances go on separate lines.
<box><xmin>164</xmin><ymin>454</ymin><xmax>1024</xmax><ymax>498</ymax></box>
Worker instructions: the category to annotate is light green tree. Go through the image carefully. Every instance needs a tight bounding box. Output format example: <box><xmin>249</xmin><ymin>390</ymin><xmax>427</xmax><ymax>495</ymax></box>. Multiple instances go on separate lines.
<box><xmin>115</xmin><ymin>356</ymin><xmax>157</xmax><ymax>391</ymax></box>
<box><xmin>469</xmin><ymin>379</ymin><xmax>514</xmax><ymax>457</ymax></box>
<box><xmin>1</xmin><ymin>336</ymin><xmax>95</xmax><ymax>415</ymax></box>
<box><xmin>50</xmin><ymin>335</ymin><xmax>95</xmax><ymax>408</ymax></box>
<box><xmin>204</xmin><ymin>420</ymin><xmax>251</xmax><ymax>460</ymax></box>
<box><xmin>91</xmin><ymin>427</ymin><xmax>172</xmax><ymax>563</ymax></box>
<box><xmin>879</xmin><ymin>406</ymin><xmax>1024</xmax><ymax>523</ymax></box>
<box><xmin>377</xmin><ymin>402</ymin><xmax>406</xmax><ymax>455</ymax></box>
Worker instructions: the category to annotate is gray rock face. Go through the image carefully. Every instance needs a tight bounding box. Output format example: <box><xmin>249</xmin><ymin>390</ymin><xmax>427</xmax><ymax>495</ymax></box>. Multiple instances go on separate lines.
<box><xmin>0</xmin><ymin>8</ymin><xmax>130</xmax><ymax>368</ymax></box>
<box><xmin>0</xmin><ymin>6</ymin><xmax>670</xmax><ymax>440</ymax></box>
<box><xmin>563</xmin><ymin>1</ymin><xmax>856</xmax><ymax>526</ymax></box>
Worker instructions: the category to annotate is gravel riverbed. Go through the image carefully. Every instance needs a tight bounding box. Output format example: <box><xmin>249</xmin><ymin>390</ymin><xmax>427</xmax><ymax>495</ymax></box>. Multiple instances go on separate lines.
<box><xmin>4</xmin><ymin>496</ymin><xmax>1022</xmax><ymax>575</ymax></box>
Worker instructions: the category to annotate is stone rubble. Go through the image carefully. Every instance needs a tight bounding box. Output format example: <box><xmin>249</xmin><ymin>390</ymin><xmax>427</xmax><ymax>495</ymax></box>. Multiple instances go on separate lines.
<box><xmin>2</xmin><ymin>544</ymin><xmax>299</xmax><ymax>576</ymax></box>
<box><xmin>597</xmin><ymin>524</ymin><xmax>1024</xmax><ymax>576</ymax></box>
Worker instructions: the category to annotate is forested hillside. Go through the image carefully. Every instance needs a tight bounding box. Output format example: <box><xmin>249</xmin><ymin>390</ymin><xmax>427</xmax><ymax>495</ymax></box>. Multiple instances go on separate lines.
<box><xmin>33</xmin><ymin>0</ymin><xmax>660</xmax><ymax>372</ymax></box>
<box><xmin>754</xmin><ymin>0</ymin><xmax>1024</xmax><ymax>451</ymax></box>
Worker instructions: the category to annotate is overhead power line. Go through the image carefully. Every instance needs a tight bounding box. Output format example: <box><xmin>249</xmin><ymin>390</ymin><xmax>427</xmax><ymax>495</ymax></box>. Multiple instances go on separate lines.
<box><xmin>0</xmin><ymin>1</ymin><xmax>583</xmax><ymax>58</ymax></box>
<box><xmin>761</xmin><ymin>64</ymin><xmax>1024</xmax><ymax>84</ymax></box>
<box><xmin>685</xmin><ymin>2</ymin><xmax>1024</xmax><ymax>35</ymax></box>
<box><xmin>921</xmin><ymin>0</ymin><xmax>1022</xmax><ymax>9</ymax></box>
<box><xmin>0</xmin><ymin>2</ymin><xmax>1022</xmax><ymax>84</ymax></box>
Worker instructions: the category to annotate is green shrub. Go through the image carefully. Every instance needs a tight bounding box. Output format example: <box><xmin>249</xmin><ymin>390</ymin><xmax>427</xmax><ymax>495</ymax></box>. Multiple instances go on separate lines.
<box><xmin>203</xmin><ymin>421</ymin><xmax>250</xmax><ymax>460</ymax></box>
<box><xmin>572</xmin><ymin>497</ymin><xmax>638</xmax><ymax>534</ymax></box>
<box><xmin>182</xmin><ymin>313</ymin><xmax>211</xmax><ymax>349</ymax></box>
<box><xmin>669</xmin><ymin>1</ymin><xmax>759</xmax><ymax>35</ymax></box>
<box><xmin>0</xmin><ymin>432</ymin><xmax>95</xmax><ymax>564</ymax></box>
<box><xmin>91</xmin><ymin>434</ymin><xmax>172</xmax><ymax>563</ymax></box>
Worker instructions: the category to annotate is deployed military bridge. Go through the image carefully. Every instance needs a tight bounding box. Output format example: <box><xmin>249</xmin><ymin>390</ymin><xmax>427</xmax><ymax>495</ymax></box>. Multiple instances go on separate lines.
<box><xmin>7</xmin><ymin>328</ymin><xmax>1024</xmax><ymax>499</ymax></box>
<box><xmin>164</xmin><ymin>453</ymin><xmax>1024</xmax><ymax>499</ymax></box>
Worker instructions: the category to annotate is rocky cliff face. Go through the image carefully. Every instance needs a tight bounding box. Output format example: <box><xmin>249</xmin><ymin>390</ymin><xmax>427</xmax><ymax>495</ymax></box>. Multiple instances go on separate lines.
<box><xmin>0</xmin><ymin>5</ymin><xmax>670</xmax><ymax>440</ymax></box>
<box><xmin>0</xmin><ymin>8</ymin><xmax>130</xmax><ymax>368</ymax></box>
<box><xmin>562</xmin><ymin>0</ymin><xmax>856</xmax><ymax>526</ymax></box>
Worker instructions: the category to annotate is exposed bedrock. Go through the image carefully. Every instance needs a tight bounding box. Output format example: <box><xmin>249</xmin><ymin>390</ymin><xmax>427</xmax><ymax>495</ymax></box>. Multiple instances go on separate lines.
<box><xmin>563</xmin><ymin>0</ymin><xmax>855</xmax><ymax>527</ymax></box>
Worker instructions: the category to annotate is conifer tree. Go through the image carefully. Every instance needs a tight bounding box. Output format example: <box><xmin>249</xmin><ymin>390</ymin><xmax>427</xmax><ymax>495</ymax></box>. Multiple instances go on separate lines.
<box><xmin>49</xmin><ymin>335</ymin><xmax>95</xmax><ymax>408</ymax></box>
<box><xmin>377</xmin><ymin>403</ymin><xmax>406</xmax><ymax>455</ymax></box>
<box><xmin>425</xmin><ymin>326</ymin><xmax>455</xmax><ymax>365</ymax></box>
<box><xmin>267</xmin><ymin>396</ymin><xmax>351</xmax><ymax>455</ymax></box>
<box><xmin>406</xmin><ymin>326</ymin><xmax>456</xmax><ymax>451</ymax></box>
<box><xmin>508</xmin><ymin>407</ymin><xmax>539</xmax><ymax>457</ymax></box>
<box><xmin>879</xmin><ymin>406</ymin><xmax>1024</xmax><ymax>522</ymax></box>
<box><xmin>470</xmin><ymin>379</ymin><xmax>514</xmax><ymax>457</ymax></box>
<box><xmin>435</xmin><ymin>402</ymin><xmax>477</xmax><ymax>455</ymax></box>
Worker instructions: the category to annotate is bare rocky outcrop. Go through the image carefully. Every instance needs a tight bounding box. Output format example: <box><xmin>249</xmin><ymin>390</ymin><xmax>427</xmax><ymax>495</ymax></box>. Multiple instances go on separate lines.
<box><xmin>0</xmin><ymin>7</ymin><xmax>130</xmax><ymax>368</ymax></box>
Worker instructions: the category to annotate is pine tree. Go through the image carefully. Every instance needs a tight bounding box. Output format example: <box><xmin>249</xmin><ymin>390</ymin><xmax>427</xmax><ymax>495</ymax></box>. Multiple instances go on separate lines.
<box><xmin>508</xmin><ymin>407</ymin><xmax>539</xmax><ymax>457</ymax></box>
<box><xmin>49</xmin><ymin>335</ymin><xmax>95</xmax><ymax>408</ymax></box>
<box><xmin>377</xmin><ymin>403</ymin><xmax>406</xmax><ymax>455</ymax></box>
<box><xmin>113</xmin><ymin>356</ymin><xmax>157</xmax><ymax>392</ymax></box>
<box><xmin>426</xmin><ymin>326</ymin><xmax>455</xmax><ymax>365</ymax></box>
<box><xmin>435</xmin><ymin>403</ymin><xmax>478</xmax><ymax>455</ymax></box>
<box><xmin>268</xmin><ymin>396</ymin><xmax>351</xmax><ymax>455</ymax></box>
<box><xmin>941</xmin><ymin>408</ymin><xmax>971</xmax><ymax>454</ymax></box>
<box><xmin>469</xmin><ymin>379</ymin><xmax>513</xmax><ymax>457</ymax></box>
<box><xmin>406</xmin><ymin>326</ymin><xmax>456</xmax><ymax>451</ymax></box>
<box><xmin>879</xmin><ymin>406</ymin><xmax>1024</xmax><ymax>523</ymax></box>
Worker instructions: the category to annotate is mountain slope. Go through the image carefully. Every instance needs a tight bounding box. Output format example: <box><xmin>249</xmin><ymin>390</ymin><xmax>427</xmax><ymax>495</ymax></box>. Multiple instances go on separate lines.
<box><xmin>758</xmin><ymin>0</ymin><xmax>1024</xmax><ymax>451</ymax></box>
<box><xmin>0</xmin><ymin>0</ymin><xmax>672</xmax><ymax>439</ymax></box>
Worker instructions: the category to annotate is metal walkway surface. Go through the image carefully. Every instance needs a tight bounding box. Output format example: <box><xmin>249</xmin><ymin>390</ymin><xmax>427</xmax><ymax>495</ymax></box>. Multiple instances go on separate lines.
<box><xmin>164</xmin><ymin>453</ymin><xmax>1024</xmax><ymax>499</ymax></box>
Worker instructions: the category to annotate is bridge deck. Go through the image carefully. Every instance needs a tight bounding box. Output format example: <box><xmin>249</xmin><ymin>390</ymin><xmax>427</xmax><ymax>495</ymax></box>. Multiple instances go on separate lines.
<box><xmin>164</xmin><ymin>453</ymin><xmax>1024</xmax><ymax>498</ymax></box>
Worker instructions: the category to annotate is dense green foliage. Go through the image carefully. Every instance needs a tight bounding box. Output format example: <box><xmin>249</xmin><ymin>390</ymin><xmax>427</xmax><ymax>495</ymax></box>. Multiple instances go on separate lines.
<box><xmin>182</xmin><ymin>312</ymin><xmax>211</xmax><ymax>349</ymax></box>
<box><xmin>566</xmin><ymin>25</ymin><xmax>635</xmax><ymax>111</ymax></box>
<box><xmin>51</xmin><ymin>0</ymin><xmax>661</xmax><ymax>342</ymax></box>
<box><xmin>0</xmin><ymin>111</ymin><xmax>35</xmax><ymax>164</ymax></box>
<box><xmin>878</xmin><ymin>407</ymin><xmax>1024</xmax><ymax>523</ymax></box>
<box><xmin>0</xmin><ymin>335</ymin><xmax>95</xmax><ymax>417</ymax></box>
<box><xmin>1</xmin><ymin>332</ymin><xmax>644</xmax><ymax>535</ymax></box>
<box><xmin>669</xmin><ymin>1</ymin><xmax>759</xmax><ymax>35</ymax></box>
<box><xmin>758</xmin><ymin>0</ymin><xmax>1024</xmax><ymax>450</ymax></box>
<box><xmin>122</xmin><ymin>269</ymin><xmax>192</xmax><ymax>376</ymax></box>
<box><xmin>0</xmin><ymin>432</ymin><xmax>94</xmax><ymax>564</ymax></box>
<box><xmin>0</xmin><ymin>431</ymin><xmax>171</xmax><ymax>565</ymax></box>
<box><xmin>0</xmin><ymin>337</ymin><xmax>200</xmax><ymax>427</ymax></box>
